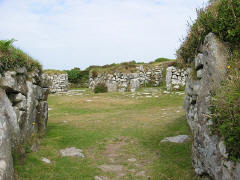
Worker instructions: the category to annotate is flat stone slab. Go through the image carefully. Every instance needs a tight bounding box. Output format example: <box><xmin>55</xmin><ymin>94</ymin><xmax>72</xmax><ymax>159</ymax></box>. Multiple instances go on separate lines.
<box><xmin>161</xmin><ymin>135</ymin><xmax>190</xmax><ymax>143</ymax></box>
<box><xmin>98</xmin><ymin>164</ymin><xmax>123</xmax><ymax>172</ymax></box>
<box><xmin>59</xmin><ymin>147</ymin><xmax>85</xmax><ymax>158</ymax></box>
<box><xmin>94</xmin><ymin>176</ymin><xmax>109</xmax><ymax>180</ymax></box>
<box><xmin>136</xmin><ymin>170</ymin><xmax>146</xmax><ymax>177</ymax></box>
<box><xmin>41</xmin><ymin>157</ymin><xmax>51</xmax><ymax>164</ymax></box>
<box><xmin>128</xmin><ymin>158</ymin><xmax>137</xmax><ymax>162</ymax></box>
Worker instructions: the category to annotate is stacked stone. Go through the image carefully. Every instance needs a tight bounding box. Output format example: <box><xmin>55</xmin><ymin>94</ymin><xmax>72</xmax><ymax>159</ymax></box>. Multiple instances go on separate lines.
<box><xmin>89</xmin><ymin>65</ymin><xmax>164</xmax><ymax>92</ymax></box>
<box><xmin>47</xmin><ymin>74</ymin><xmax>68</xmax><ymax>93</ymax></box>
<box><xmin>184</xmin><ymin>33</ymin><xmax>240</xmax><ymax>179</ymax></box>
<box><xmin>166</xmin><ymin>66</ymin><xmax>186</xmax><ymax>91</ymax></box>
<box><xmin>0</xmin><ymin>67</ymin><xmax>49</xmax><ymax>179</ymax></box>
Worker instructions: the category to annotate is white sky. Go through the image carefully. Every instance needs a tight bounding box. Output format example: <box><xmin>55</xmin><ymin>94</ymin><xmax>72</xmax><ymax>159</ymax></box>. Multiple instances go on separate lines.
<box><xmin>0</xmin><ymin>0</ymin><xmax>208</xmax><ymax>70</ymax></box>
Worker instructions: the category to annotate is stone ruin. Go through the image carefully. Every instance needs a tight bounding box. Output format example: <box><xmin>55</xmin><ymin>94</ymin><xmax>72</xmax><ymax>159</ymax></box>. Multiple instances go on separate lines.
<box><xmin>89</xmin><ymin>65</ymin><xmax>186</xmax><ymax>92</ymax></box>
<box><xmin>166</xmin><ymin>66</ymin><xmax>186</xmax><ymax>91</ymax></box>
<box><xmin>0</xmin><ymin>67</ymin><xmax>49</xmax><ymax>180</ymax></box>
<box><xmin>184</xmin><ymin>33</ymin><xmax>240</xmax><ymax>179</ymax></box>
<box><xmin>43</xmin><ymin>73</ymin><xmax>68</xmax><ymax>93</ymax></box>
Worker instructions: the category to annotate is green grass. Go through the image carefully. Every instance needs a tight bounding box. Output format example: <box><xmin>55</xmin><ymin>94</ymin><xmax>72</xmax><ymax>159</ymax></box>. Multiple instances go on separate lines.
<box><xmin>0</xmin><ymin>39</ymin><xmax>42</xmax><ymax>73</ymax></box>
<box><xmin>14</xmin><ymin>88</ymin><xmax>197</xmax><ymax>180</ymax></box>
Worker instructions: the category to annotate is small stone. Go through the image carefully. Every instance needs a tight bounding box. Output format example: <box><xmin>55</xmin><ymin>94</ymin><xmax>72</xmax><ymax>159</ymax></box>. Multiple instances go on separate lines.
<box><xmin>136</xmin><ymin>171</ymin><xmax>145</xmax><ymax>177</ymax></box>
<box><xmin>41</xmin><ymin>157</ymin><xmax>51</xmax><ymax>164</ymax></box>
<box><xmin>94</xmin><ymin>176</ymin><xmax>109</xmax><ymax>180</ymax></box>
<box><xmin>60</xmin><ymin>147</ymin><xmax>85</xmax><ymax>158</ymax></box>
<box><xmin>161</xmin><ymin>135</ymin><xmax>190</xmax><ymax>143</ymax></box>
<box><xmin>128</xmin><ymin>158</ymin><xmax>137</xmax><ymax>162</ymax></box>
<box><xmin>98</xmin><ymin>164</ymin><xmax>123</xmax><ymax>172</ymax></box>
<box><xmin>128</xmin><ymin>169</ymin><xmax>136</xmax><ymax>173</ymax></box>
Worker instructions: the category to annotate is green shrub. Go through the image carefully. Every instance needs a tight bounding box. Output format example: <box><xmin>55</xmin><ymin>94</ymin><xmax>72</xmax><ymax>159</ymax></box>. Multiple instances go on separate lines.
<box><xmin>210</xmin><ymin>50</ymin><xmax>240</xmax><ymax>161</ymax></box>
<box><xmin>65</xmin><ymin>68</ymin><xmax>89</xmax><ymax>87</ymax></box>
<box><xmin>0</xmin><ymin>39</ymin><xmax>42</xmax><ymax>73</ymax></box>
<box><xmin>94</xmin><ymin>83</ymin><xmax>107</xmax><ymax>93</ymax></box>
<box><xmin>91</xmin><ymin>70</ymin><xmax>98</xmax><ymax>79</ymax></box>
<box><xmin>177</xmin><ymin>0</ymin><xmax>240</xmax><ymax>63</ymax></box>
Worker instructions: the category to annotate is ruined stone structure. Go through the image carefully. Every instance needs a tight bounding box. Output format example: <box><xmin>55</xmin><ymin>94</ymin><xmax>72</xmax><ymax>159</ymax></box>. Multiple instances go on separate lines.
<box><xmin>89</xmin><ymin>65</ymin><xmax>163</xmax><ymax>92</ymax></box>
<box><xmin>90</xmin><ymin>65</ymin><xmax>186</xmax><ymax>92</ymax></box>
<box><xmin>0</xmin><ymin>67</ymin><xmax>49</xmax><ymax>180</ymax></box>
<box><xmin>45</xmin><ymin>73</ymin><xmax>68</xmax><ymax>93</ymax></box>
<box><xmin>184</xmin><ymin>33</ymin><xmax>240</xmax><ymax>179</ymax></box>
<box><xmin>166</xmin><ymin>66</ymin><xmax>186</xmax><ymax>91</ymax></box>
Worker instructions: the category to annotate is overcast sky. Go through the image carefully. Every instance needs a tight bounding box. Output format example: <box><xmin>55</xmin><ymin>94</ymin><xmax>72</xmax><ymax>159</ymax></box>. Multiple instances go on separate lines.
<box><xmin>0</xmin><ymin>0</ymin><xmax>208</xmax><ymax>70</ymax></box>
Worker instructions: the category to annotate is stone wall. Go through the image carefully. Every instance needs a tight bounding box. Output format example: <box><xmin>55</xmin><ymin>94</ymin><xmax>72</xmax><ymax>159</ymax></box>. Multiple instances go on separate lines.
<box><xmin>166</xmin><ymin>66</ymin><xmax>186</xmax><ymax>91</ymax></box>
<box><xmin>90</xmin><ymin>65</ymin><xmax>186</xmax><ymax>92</ymax></box>
<box><xmin>45</xmin><ymin>73</ymin><xmax>68</xmax><ymax>93</ymax></box>
<box><xmin>89</xmin><ymin>65</ymin><xmax>164</xmax><ymax>92</ymax></box>
<box><xmin>184</xmin><ymin>33</ymin><xmax>240</xmax><ymax>179</ymax></box>
<box><xmin>0</xmin><ymin>68</ymin><xmax>49</xmax><ymax>180</ymax></box>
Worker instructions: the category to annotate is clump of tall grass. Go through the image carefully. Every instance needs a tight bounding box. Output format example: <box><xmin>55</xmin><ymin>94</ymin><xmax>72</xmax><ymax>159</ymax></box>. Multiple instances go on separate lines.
<box><xmin>0</xmin><ymin>39</ymin><xmax>41</xmax><ymax>73</ymax></box>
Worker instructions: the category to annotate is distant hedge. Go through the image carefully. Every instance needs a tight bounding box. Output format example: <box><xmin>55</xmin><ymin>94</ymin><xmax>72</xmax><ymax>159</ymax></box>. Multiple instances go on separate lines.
<box><xmin>0</xmin><ymin>39</ymin><xmax>42</xmax><ymax>73</ymax></box>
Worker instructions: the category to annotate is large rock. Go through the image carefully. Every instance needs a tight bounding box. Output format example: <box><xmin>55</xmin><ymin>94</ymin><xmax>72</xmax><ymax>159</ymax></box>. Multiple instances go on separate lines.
<box><xmin>0</xmin><ymin>68</ymin><xmax>49</xmax><ymax>180</ymax></box>
<box><xmin>184</xmin><ymin>33</ymin><xmax>240</xmax><ymax>179</ymax></box>
<box><xmin>0</xmin><ymin>88</ymin><xmax>20</xmax><ymax>180</ymax></box>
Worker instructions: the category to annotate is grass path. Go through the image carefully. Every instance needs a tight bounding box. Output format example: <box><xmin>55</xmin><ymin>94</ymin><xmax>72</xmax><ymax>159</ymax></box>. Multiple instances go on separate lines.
<box><xmin>14</xmin><ymin>88</ymin><xmax>198</xmax><ymax>180</ymax></box>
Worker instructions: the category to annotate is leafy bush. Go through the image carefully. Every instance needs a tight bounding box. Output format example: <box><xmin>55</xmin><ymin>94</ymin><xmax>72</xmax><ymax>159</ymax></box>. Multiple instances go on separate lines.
<box><xmin>0</xmin><ymin>39</ymin><xmax>42</xmax><ymax>73</ymax></box>
<box><xmin>94</xmin><ymin>83</ymin><xmax>107</xmax><ymax>93</ymax></box>
<box><xmin>65</xmin><ymin>67</ymin><xmax>89</xmax><ymax>87</ymax></box>
<box><xmin>177</xmin><ymin>0</ymin><xmax>240</xmax><ymax>63</ymax></box>
<box><xmin>210</xmin><ymin>50</ymin><xmax>240</xmax><ymax>161</ymax></box>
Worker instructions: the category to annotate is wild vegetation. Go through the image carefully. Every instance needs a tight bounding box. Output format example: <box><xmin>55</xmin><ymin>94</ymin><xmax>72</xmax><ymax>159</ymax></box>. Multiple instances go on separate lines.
<box><xmin>0</xmin><ymin>39</ymin><xmax>41</xmax><ymax>73</ymax></box>
<box><xmin>93</xmin><ymin>83</ymin><xmax>108</xmax><ymax>93</ymax></box>
<box><xmin>89</xmin><ymin>58</ymin><xmax>175</xmax><ymax>75</ymax></box>
<box><xmin>65</xmin><ymin>67</ymin><xmax>90</xmax><ymax>88</ymax></box>
<box><xmin>177</xmin><ymin>0</ymin><xmax>240</xmax><ymax>161</ymax></box>
<box><xmin>14</xmin><ymin>88</ymin><xmax>196</xmax><ymax>180</ymax></box>
<box><xmin>177</xmin><ymin>0</ymin><xmax>240</xmax><ymax>63</ymax></box>
<box><xmin>210</xmin><ymin>50</ymin><xmax>240</xmax><ymax>161</ymax></box>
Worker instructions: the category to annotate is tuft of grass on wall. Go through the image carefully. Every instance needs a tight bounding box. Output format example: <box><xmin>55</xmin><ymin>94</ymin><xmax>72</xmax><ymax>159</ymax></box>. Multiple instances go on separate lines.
<box><xmin>0</xmin><ymin>39</ymin><xmax>42</xmax><ymax>73</ymax></box>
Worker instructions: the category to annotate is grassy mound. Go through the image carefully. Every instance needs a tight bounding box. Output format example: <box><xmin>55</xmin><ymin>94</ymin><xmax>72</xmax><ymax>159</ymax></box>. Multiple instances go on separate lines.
<box><xmin>0</xmin><ymin>39</ymin><xmax>42</xmax><ymax>73</ymax></box>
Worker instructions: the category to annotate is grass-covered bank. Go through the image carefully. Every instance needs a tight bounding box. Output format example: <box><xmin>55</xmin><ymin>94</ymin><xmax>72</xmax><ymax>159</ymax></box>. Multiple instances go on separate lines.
<box><xmin>14</xmin><ymin>88</ymin><xmax>197</xmax><ymax>180</ymax></box>
<box><xmin>177</xmin><ymin>0</ymin><xmax>240</xmax><ymax>161</ymax></box>
<box><xmin>0</xmin><ymin>39</ymin><xmax>41</xmax><ymax>73</ymax></box>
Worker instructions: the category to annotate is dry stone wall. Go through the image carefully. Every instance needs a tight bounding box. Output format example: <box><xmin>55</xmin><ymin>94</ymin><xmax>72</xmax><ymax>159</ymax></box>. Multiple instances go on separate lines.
<box><xmin>90</xmin><ymin>65</ymin><xmax>186</xmax><ymax>92</ymax></box>
<box><xmin>0</xmin><ymin>68</ymin><xmax>49</xmax><ymax>180</ymax></box>
<box><xmin>166</xmin><ymin>66</ymin><xmax>186</xmax><ymax>91</ymax></box>
<box><xmin>89</xmin><ymin>65</ymin><xmax>163</xmax><ymax>92</ymax></box>
<box><xmin>45</xmin><ymin>73</ymin><xmax>68</xmax><ymax>93</ymax></box>
<box><xmin>184</xmin><ymin>33</ymin><xmax>240</xmax><ymax>180</ymax></box>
